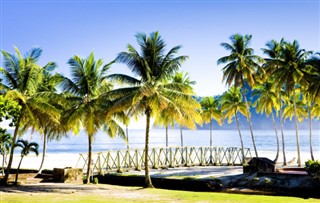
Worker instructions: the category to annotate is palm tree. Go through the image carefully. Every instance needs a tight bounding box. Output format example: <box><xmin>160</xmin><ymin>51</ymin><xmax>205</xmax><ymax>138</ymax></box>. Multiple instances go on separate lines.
<box><xmin>261</xmin><ymin>39</ymin><xmax>287</xmax><ymax>165</ymax></box>
<box><xmin>305</xmin><ymin>53</ymin><xmax>320</xmax><ymax>161</ymax></box>
<box><xmin>109</xmin><ymin>31</ymin><xmax>199</xmax><ymax>188</ymax></box>
<box><xmin>14</xmin><ymin>139</ymin><xmax>39</xmax><ymax>185</ymax></box>
<box><xmin>269</xmin><ymin>40</ymin><xmax>314</xmax><ymax>166</ymax></box>
<box><xmin>217</xmin><ymin>34</ymin><xmax>263</xmax><ymax>158</ymax></box>
<box><xmin>220</xmin><ymin>86</ymin><xmax>248</xmax><ymax>164</ymax></box>
<box><xmin>200</xmin><ymin>96</ymin><xmax>222</xmax><ymax>147</ymax></box>
<box><xmin>0</xmin><ymin>129</ymin><xmax>12</xmax><ymax>176</ymax></box>
<box><xmin>154</xmin><ymin>104</ymin><xmax>175</xmax><ymax>147</ymax></box>
<box><xmin>0</xmin><ymin>47</ymin><xmax>60</xmax><ymax>183</ymax></box>
<box><xmin>171</xmin><ymin>72</ymin><xmax>200</xmax><ymax>147</ymax></box>
<box><xmin>252</xmin><ymin>81</ymin><xmax>280</xmax><ymax>162</ymax></box>
<box><xmin>59</xmin><ymin>52</ymin><xmax>125</xmax><ymax>184</ymax></box>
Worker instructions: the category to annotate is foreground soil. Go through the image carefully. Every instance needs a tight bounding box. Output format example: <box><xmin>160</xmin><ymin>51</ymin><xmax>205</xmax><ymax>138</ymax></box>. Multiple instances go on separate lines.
<box><xmin>1</xmin><ymin>183</ymin><xmax>319</xmax><ymax>203</ymax></box>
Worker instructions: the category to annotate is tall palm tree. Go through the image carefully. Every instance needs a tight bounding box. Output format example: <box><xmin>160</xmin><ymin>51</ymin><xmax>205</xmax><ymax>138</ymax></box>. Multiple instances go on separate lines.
<box><xmin>0</xmin><ymin>129</ymin><xmax>12</xmax><ymax>176</ymax></box>
<box><xmin>109</xmin><ymin>32</ymin><xmax>199</xmax><ymax>188</ymax></box>
<box><xmin>217</xmin><ymin>34</ymin><xmax>263</xmax><ymax>158</ymax></box>
<box><xmin>305</xmin><ymin>53</ymin><xmax>320</xmax><ymax>161</ymax></box>
<box><xmin>270</xmin><ymin>40</ymin><xmax>314</xmax><ymax>166</ymax></box>
<box><xmin>220</xmin><ymin>86</ymin><xmax>248</xmax><ymax>164</ymax></box>
<box><xmin>0</xmin><ymin>47</ymin><xmax>60</xmax><ymax>183</ymax></box>
<box><xmin>59</xmin><ymin>52</ymin><xmax>125</xmax><ymax>184</ymax></box>
<box><xmin>261</xmin><ymin>39</ymin><xmax>288</xmax><ymax>165</ymax></box>
<box><xmin>252</xmin><ymin>81</ymin><xmax>280</xmax><ymax>162</ymax></box>
<box><xmin>200</xmin><ymin>96</ymin><xmax>222</xmax><ymax>147</ymax></box>
<box><xmin>14</xmin><ymin>139</ymin><xmax>39</xmax><ymax>185</ymax></box>
<box><xmin>171</xmin><ymin>72</ymin><xmax>200</xmax><ymax>147</ymax></box>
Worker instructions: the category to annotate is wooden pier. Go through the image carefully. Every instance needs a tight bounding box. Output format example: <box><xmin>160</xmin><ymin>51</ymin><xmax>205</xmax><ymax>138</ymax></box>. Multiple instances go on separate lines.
<box><xmin>76</xmin><ymin>146</ymin><xmax>252</xmax><ymax>174</ymax></box>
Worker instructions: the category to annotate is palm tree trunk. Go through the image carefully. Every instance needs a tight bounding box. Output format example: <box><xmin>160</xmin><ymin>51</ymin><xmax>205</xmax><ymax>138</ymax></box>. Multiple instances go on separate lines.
<box><xmin>86</xmin><ymin>135</ymin><xmax>93</xmax><ymax>184</ymax></box>
<box><xmin>144</xmin><ymin>109</ymin><xmax>153</xmax><ymax>188</ymax></box>
<box><xmin>279</xmin><ymin>89</ymin><xmax>286</xmax><ymax>165</ymax></box>
<box><xmin>126</xmin><ymin>125</ymin><xmax>129</xmax><ymax>150</ymax></box>
<box><xmin>235</xmin><ymin>111</ymin><xmax>245</xmax><ymax>164</ymax></box>
<box><xmin>4</xmin><ymin>113</ymin><xmax>22</xmax><ymax>183</ymax></box>
<box><xmin>38</xmin><ymin>131</ymin><xmax>47</xmax><ymax>173</ymax></box>
<box><xmin>242</xmin><ymin>91</ymin><xmax>258</xmax><ymax>158</ymax></box>
<box><xmin>271</xmin><ymin>112</ymin><xmax>279</xmax><ymax>163</ymax></box>
<box><xmin>166</xmin><ymin>125</ymin><xmax>168</xmax><ymax>147</ymax></box>
<box><xmin>2</xmin><ymin>153</ymin><xmax>5</xmax><ymax>176</ymax></box>
<box><xmin>180</xmin><ymin>126</ymin><xmax>183</xmax><ymax>147</ymax></box>
<box><xmin>210</xmin><ymin>120</ymin><xmax>213</xmax><ymax>147</ymax></box>
<box><xmin>308</xmin><ymin>107</ymin><xmax>314</xmax><ymax>161</ymax></box>
<box><xmin>292</xmin><ymin>90</ymin><xmax>301</xmax><ymax>167</ymax></box>
<box><xmin>15</xmin><ymin>156</ymin><xmax>24</xmax><ymax>185</ymax></box>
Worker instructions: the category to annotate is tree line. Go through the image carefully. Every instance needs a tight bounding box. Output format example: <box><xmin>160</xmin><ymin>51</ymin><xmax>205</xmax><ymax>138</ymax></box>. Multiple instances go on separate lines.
<box><xmin>0</xmin><ymin>32</ymin><xmax>319</xmax><ymax>187</ymax></box>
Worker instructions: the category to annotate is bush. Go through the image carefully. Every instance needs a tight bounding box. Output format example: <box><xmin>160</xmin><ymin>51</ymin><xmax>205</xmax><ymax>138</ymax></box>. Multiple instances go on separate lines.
<box><xmin>305</xmin><ymin>160</ymin><xmax>320</xmax><ymax>180</ymax></box>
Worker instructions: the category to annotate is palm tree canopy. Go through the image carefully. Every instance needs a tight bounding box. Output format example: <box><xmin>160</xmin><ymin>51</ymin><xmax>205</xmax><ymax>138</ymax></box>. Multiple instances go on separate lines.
<box><xmin>220</xmin><ymin>86</ymin><xmax>248</xmax><ymax>124</ymax></box>
<box><xmin>200</xmin><ymin>96</ymin><xmax>222</xmax><ymax>126</ymax></box>
<box><xmin>14</xmin><ymin>139</ymin><xmax>39</xmax><ymax>157</ymax></box>
<box><xmin>109</xmin><ymin>32</ymin><xmax>198</xmax><ymax>123</ymax></box>
<box><xmin>252</xmin><ymin>81</ymin><xmax>280</xmax><ymax>116</ymax></box>
<box><xmin>59</xmin><ymin>52</ymin><xmax>125</xmax><ymax>139</ymax></box>
<box><xmin>270</xmin><ymin>40</ymin><xmax>315</xmax><ymax>94</ymax></box>
<box><xmin>217</xmin><ymin>34</ymin><xmax>263</xmax><ymax>88</ymax></box>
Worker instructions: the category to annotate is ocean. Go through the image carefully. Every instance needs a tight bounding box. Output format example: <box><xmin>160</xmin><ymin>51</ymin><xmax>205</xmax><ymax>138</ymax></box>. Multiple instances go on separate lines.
<box><xmin>15</xmin><ymin>128</ymin><xmax>320</xmax><ymax>162</ymax></box>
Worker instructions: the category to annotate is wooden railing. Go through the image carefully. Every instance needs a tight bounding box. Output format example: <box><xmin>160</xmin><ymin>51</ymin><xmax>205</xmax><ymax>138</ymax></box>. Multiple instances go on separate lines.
<box><xmin>76</xmin><ymin>146</ymin><xmax>252</xmax><ymax>174</ymax></box>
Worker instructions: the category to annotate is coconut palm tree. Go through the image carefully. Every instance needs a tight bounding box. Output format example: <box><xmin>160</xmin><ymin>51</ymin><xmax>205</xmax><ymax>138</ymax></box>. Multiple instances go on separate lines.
<box><xmin>252</xmin><ymin>81</ymin><xmax>280</xmax><ymax>162</ymax></box>
<box><xmin>0</xmin><ymin>129</ymin><xmax>12</xmax><ymax>176</ymax></box>
<box><xmin>200</xmin><ymin>96</ymin><xmax>222</xmax><ymax>147</ymax></box>
<box><xmin>261</xmin><ymin>39</ymin><xmax>288</xmax><ymax>165</ymax></box>
<box><xmin>59</xmin><ymin>52</ymin><xmax>125</xmax><ymax>184</ymax></box>
<box><xmin>0</xmin><ymin>47</ymin><xmax>60</xmax><ymax>183</ymax></box>
<box><xmin>269</xmin><ymin>40</ymin><xmax>314</xmax><ymax>166</ymax></box>
<box><xmin>14</xmin><ymin>139</ymin><xmax>39</xmax><ymax>185</ymax></box>
<box><xmin>305</xmin><ymin>53</ymin><xmax>320</xmax><ymax>161</ymax></box>
<box><xmin>108</xmin><ymin>32</ymin><xmax>200</xmax><ymax>188</ymax></box>
<box><xmin>220</xmin><ymin>86</ymin><xmax>248</xmax><ymax>164</ymax></box>
<box><xmin>171</xmin><ymin>71</ymin><xmax>200</xmax><ymax>147</ymax></box>
<box><xmin>217</xmin><ymin>34</ymin><xmax>263</xmax><ymax>158</ymax></box>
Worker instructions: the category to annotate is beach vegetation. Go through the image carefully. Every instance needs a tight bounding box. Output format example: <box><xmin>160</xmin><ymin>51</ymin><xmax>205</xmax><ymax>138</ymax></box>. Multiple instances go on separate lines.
<box><xmin>14</xmin><ymin>139</ymin><xmax>39</xmax><ymax>185</ymax></box>
<box><xmin>0</xmin><ymin>47</ymin><xmax>60</xmax><ymax>183</ymax></box>
<box><xmin>108</xmin><ymin>31</ymin><xmax>199</xmax><ymax>188</ymax></box>
<box><xmin>220</xmin><ymin>86</ymin><xmax>248</xmax><ymax>163</ymax></box>
<box><xmin>58</xmin><ymin>52</ymin><xmax>126</xmax><ymax>184</ymax></box>
<box><xmin>218</xmin><ymin>34</ymin><xmax>263</xmax><ymax>158</ymax></box>
<box><xmin>0</xmin><ymin>128</ymin><xmax>12</xmax><ymax>176</ymax></box>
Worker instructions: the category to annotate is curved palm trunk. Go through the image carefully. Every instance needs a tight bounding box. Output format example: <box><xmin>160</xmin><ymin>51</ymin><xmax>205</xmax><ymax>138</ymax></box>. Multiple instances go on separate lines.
<box><xmin>38</xmin><ymin>131</ymin><xmax>47</xmax><ymax>173</ymax></box>
<box><xmin>279</xmin><ymin>91</ymin><xmax>286</xmax><ymax>165</ymax></box>
<box><xmin>86</xmin><ymin>136</ymin><xmax>93</xmax><ymax>184</ymax></box>
<box><xmin>4</xmin><ymin>114</ymin><xmax>22</xmax><ymax>183</ymax></box>
<box><xmin>242</xmin><ymin>91</ymin><xmax>258</xmax><ymax>158</ymax></box>
<box><xmin>144</xmin><ymin>109</ymin><xmax>153</xmax><ymax>188</ymax></box>
<box><xmin>15</xmin><ymin>156</ymin><xmax>24</xmax><ymax>185</ymax></box>
<box><xmin>271</xmin><ymin>112</ymin><xmax>279</xmax><ymax>163</ymax></box>
<box><xmin>235</xmin><ymin>111</ymin><xmax>245</xmax><ymax>164</ymax></box>
<box><xmin>308</xmin><ymin>107</ymin><xmax>314</xmax><ymax>161</ymax></box>
<box><xmin>292</xmin><ymin>90</ymin><xmax>301</xmax><ymax>167</ymax></box>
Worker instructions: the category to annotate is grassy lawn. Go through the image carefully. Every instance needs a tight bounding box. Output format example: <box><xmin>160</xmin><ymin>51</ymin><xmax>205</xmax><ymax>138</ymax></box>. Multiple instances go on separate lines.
<box><xmin>1</xmin><ymin>185</ymin><xmax>319</xmax><ymax>203</ymax></box>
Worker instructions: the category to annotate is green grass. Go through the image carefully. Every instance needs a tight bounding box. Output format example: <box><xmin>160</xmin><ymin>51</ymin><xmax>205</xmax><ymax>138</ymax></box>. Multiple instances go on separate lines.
<box><xmin>1</xmin><ymin>185</ymin><xmax>319</xmax><ymax>203</ymax></box>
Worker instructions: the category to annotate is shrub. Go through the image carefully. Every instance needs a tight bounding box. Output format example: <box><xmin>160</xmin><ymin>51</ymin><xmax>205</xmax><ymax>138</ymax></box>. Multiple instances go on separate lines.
<box><xmin>305</xmin><ymin>160</ymin><xmax>320</xmax><ymax>180</ymax></box>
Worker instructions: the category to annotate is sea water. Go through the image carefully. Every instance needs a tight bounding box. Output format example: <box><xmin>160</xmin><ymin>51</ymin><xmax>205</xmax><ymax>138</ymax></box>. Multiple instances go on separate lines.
<box><xmin>15</xmin><ymin>128</ymin><xmax>320</xmax><ymax>162</ymax></box>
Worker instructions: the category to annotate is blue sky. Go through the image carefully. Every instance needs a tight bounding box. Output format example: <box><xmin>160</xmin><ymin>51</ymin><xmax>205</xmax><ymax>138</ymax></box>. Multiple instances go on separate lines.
<box><xmin>1</xmin><ymin>0</ymin><xmax>319</xmax><ymax>96</ymax></box>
